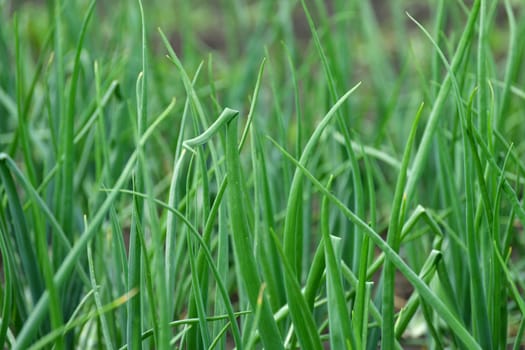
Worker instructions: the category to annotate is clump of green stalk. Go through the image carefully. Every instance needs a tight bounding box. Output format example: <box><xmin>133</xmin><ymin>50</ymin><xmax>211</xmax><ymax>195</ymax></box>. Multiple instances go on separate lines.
<box><xmin>1</xmin><ymin>0</ymin><xmax>524</xmax><ymax>349</ymax></box>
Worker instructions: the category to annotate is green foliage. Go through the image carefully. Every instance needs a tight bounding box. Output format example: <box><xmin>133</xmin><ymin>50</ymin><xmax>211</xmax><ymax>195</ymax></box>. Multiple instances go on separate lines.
<box><xmin>1</xmin><ymin>0</ymin><xmax>524</xmax><ymax>348</ymax></box>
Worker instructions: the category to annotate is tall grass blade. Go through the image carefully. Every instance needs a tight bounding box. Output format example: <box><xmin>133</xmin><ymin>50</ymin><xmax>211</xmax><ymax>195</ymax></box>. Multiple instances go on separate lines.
<box><xmin>224</xmin><ymin>109</ymin><xmax>284</xmax><ymax>349</ymax></box>
<box><xmin>322</xmin><ymin>181</ymin><xmax>354</xmax><ymax>349</ymax></box>
<box><xmin>382</xmin><ymin>103</ymin><xmax>424</xmax><ymax>348</ymax></box>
